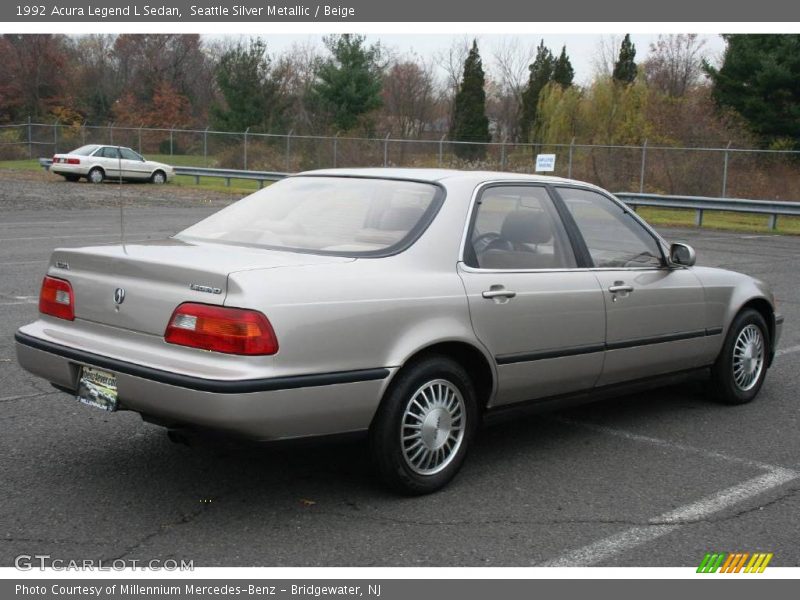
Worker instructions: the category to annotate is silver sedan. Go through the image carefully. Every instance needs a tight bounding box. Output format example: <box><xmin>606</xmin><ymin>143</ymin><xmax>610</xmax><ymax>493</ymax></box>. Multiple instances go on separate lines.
<box><xmin>50</xmin><ymin>144</ymin><xmax>175</xmax><ymax>184</ymax></box>
<box><xmin>15</xmin><ymin>169</ymin><xmax>783</xmax><ymax>494</ymax></box>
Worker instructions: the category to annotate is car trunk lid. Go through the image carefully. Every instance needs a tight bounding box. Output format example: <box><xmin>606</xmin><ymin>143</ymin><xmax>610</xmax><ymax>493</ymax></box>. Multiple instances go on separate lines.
<box><xmin>49</xmin><ymin>239</ymin><xmax>351</xmax><ymax>336</ymax></box>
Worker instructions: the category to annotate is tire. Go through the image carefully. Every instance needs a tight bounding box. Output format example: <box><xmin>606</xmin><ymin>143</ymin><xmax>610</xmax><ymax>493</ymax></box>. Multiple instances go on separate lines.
<box><xmin>63</xmin><ymin>174</ymin><xmax>80</xmax><ymax>182</ymax></box>
<box><xmin>150</xmin><ymin>170</ymin><xmax>166</xmax><ymax>184</ymax></box>
<box><xmin>369</xmin><ymin>355</ymin><xmax>479</xmax><ymax>495</ymax></box>
<box><xmin>87</xmin><ymin>167</ymin><xmax>104</xmax><ymax>184</ymax></box>
<box><xmin>710</xmin><ymin>308</ymin><xmax>770</xmax><ymax>405</ymax></box>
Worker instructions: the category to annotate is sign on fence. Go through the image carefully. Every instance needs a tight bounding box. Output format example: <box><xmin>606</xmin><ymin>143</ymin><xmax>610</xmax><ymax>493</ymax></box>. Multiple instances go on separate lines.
<box><xmin>535</xmin><ymin>154</ymin><xmax>556</xmax><ymax>172</ymax></box>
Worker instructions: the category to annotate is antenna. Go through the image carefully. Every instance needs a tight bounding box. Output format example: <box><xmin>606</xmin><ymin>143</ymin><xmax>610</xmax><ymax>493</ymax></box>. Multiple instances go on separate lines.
<box><xmin>117</xmin><ymin>145</ymin><xmax>125</xmax><ymax>245</ymax></box>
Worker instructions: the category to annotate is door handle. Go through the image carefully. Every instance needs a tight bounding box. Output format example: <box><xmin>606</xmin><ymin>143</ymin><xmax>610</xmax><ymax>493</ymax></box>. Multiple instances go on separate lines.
<box><xmin>482</xmin><ymin>288</ymin><xmax>517</xmax><ymax>299</ymax></box>
<box><xmin>608</xmin><ymin>284</ymin><xmax>634</xmax><ymax>293</ymax></box>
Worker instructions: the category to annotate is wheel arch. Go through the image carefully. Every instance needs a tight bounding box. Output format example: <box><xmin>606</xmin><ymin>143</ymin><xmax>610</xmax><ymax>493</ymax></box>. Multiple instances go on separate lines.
<box><xmin>737</xmin><ymin>296</ymin><xmax>777</xmax><ymax>364</ymax></box>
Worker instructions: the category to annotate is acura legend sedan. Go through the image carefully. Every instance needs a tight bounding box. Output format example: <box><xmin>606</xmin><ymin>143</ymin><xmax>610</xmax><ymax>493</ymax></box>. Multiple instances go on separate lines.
<box><xmin>15</xmin><ymin>169</ymin><xmax>782</xmax><ymax>494</ymax></box>
<box><xmin>50</xmin><ymin>144</ymin><xmax>175</xmax><ymax>184</ymax></box>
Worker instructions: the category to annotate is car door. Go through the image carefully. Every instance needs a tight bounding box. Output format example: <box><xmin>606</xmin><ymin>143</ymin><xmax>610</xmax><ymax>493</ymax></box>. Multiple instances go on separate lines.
<box><xmin>458</xmin><ymin>184</ymin><xmax>606</xmax><ymax>407</ymax></box>
<box><xmin>96</xmin><ymin>146</ymin><xmax>122</xmax><ymax>179</ymax></box>
<box><xmin>555</xmin><ymin>186</ymin><xmax>709</xmax><ymax>386</ymax></box>
<box><xmin>119</xmin><ymin>147</ymin><xmax>149</xmax><ymax>180</ymax></box>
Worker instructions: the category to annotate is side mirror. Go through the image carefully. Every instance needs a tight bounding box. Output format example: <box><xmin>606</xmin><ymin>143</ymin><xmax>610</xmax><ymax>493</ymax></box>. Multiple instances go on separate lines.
<box><xmin>670</xmin><ymin>242</ymin><xmax>696</xmax><ymax>267</ymax></box>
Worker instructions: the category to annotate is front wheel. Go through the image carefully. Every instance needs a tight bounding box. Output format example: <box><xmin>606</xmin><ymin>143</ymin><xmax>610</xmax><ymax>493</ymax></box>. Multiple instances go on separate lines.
<box><xmin>711</xmin><ymin>308</ymin><xmax>770</xmax><ymax>405</ymax></box>
<box><xmin>150</xmin><ymin>170</ymin><xmax>167</xmax><ymax>184</ymax></box>
<box><xmin>369</xmin><ymin>356</ymin><xmax>479</xmax><ymax>495</ymax></box>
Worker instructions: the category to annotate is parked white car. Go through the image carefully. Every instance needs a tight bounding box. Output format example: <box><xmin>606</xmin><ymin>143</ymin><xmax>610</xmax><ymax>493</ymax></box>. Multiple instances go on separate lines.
<box><xmin>50</xmin><ymin>144</ymin><xmax>175</xmax><ymax>184</ymax></box>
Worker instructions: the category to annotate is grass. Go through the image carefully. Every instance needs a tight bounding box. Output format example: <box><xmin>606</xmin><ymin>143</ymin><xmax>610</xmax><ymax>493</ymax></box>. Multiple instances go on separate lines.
<box><xmin>635</xmin><ymin>206</ymin><xmax>800</xmax><ymax>235</ymax></box>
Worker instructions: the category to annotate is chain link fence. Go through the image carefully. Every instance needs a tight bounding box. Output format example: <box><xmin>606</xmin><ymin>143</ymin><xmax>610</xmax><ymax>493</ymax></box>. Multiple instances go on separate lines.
<box><xmin>2</xmin><ymin>120</ymin><xmax>799</xmax><ymax>200</ymax></box>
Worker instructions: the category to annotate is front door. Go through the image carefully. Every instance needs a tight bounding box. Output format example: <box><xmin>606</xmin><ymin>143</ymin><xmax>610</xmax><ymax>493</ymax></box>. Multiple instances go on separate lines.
<box><xmin>555</xmin><ymin>186</ymin><xmax>708</xmax><ymax>386</ymax></box>
<box><xmin>458</xmin><ymin>184</ymin><xmax>606</xmax><ymax>407</ymax></box>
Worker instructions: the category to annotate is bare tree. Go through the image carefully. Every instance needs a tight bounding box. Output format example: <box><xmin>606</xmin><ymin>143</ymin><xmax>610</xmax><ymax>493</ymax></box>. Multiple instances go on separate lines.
<box><xmin>591</xmin><ymin>35</ymin><xmax>622</xmax><ymax>79</ymax></box>
<box><xmin>381</xmin><ymin>57</ymin><xmax>436</xmax><ymax>139</ymax></box>
<box><xmin>435</xmin><ymin>35</ymin><xmax>472</xmax><ymax>127</ymax></box>
<box><xmin>644</xmin><ymin>34</ymin><xmax>707</xmax><ymax>97</ymax></box>
<box><xmin>490</xmin><ymin>37</ymin><xmax>536</xmax><ymax>141</ymax></box>
<box><xmin>273</xmin><ymin>41</ymin><xmax>322</xmax><ymax>133</ymax></box>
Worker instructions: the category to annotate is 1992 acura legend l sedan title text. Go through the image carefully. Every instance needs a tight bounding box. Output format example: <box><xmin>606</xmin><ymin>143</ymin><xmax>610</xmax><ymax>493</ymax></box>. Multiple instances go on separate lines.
<box><xmin>15</xmin><ymin>169</ymin><xmax>783</xmax><ymax>493</ymax></box>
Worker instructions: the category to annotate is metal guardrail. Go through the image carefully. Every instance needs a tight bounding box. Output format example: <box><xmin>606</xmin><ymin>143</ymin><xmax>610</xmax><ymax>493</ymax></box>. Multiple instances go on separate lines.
<box><xmin>616</xmin><ymin>192</ymin><xmax>800</xmax><ymax>230</ymax></box>
<box><xmin>39</xmin><ymin>158</ymin><xmax>288</xmax><ymax>188</ymax></box>
<box><xmin>37</xmin><ymin>158</ymin><xmax>800</xmax><ymax>229</ymax></box>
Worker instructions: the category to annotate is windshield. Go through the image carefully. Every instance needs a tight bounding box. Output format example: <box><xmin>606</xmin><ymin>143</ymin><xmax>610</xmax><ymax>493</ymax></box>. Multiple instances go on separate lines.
<box><xmin>70</xmin><ymin>145</ymin><xmax>100</xmax><ymax>156</ymax></box>
<box><xmin>176</xmin><ymin>176</ymin><xmax>442</xmax><ymax>256</ymax></box>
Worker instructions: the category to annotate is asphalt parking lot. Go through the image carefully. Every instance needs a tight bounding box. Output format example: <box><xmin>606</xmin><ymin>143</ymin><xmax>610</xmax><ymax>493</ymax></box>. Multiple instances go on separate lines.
<box><xmin>1</xmin><ymin>173</ymin><xmax>799</xmax><ymax>567</ymax></box>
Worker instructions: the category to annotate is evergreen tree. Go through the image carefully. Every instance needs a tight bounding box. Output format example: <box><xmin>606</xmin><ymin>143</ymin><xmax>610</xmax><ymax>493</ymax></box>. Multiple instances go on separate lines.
<box><xmin>704</xmin><ymin>34</ymin><xmax>800</xmax><ymax>147</ymax></box>
<box><xmin>613</xmin><ymin>34</ymin><xmax>637</xmax><ymax>84</ymax></box>
<box><xmin>450</xmin><ymin>39</ymin><xmax>491</xmax><ymax>160</ymax></box>
<box><xmin>211</xmin><ymin>38</ymin><xmax>286</xmax><ymax>133</ymax></box>
<box><xmin>312</xmin><ymin>34</ymin><xmax>383</xmax><ymax>132</ymax></box>
<box><xmin>552</xmin><ymin>46</ymin><xmax>575</xmax><ymax>87</ymax></box>
<box><xmin>520</xmin><ymin>40</ymin><xmax>554</xmax><ymax>141</ymax></box>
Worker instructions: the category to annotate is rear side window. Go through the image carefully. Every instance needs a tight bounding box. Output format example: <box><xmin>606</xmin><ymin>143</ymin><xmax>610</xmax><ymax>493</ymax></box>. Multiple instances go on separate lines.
<box><xmin>557</xmin><ymin>187</ymin><xmax>663</xmax><ymax>268</ymax></box>
<box><xmin>467</xmin><ymin>185</ymin><xmax>577</xmax><ymax>269</ymax></box>
<box><xmin>99</xmin><ymin>147</ymin><xmax>120</xmax><ymax>159</ymax></box>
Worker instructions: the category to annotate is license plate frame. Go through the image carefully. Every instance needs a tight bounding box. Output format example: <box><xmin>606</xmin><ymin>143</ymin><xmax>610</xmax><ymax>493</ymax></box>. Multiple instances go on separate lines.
<box><xmin>76</xmin><ymin>366</ymin><xmax>119</xmax><ymax>412</ymax></box>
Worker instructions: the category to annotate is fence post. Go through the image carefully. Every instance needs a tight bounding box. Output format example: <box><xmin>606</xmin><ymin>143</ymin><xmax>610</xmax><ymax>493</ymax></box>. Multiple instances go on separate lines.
<box><xmin>639</xmin><ymin>139</ymin><xmax>648</xmax><ymax>193</ymax></box>
<box><xmin>384</xmin><ymin>132</ymin><xmax>390</xmax><ymax>167</ymax></box>
<box><xmin>333</xmin><ymin>132</ymin><xmax>340</xmax><ymax>168</ymax></box>
<box><xmin>170</xmin><ymin>125</ymin><xmax>175</xmax><ymax>156</ymax></box>
<box><xmin>203</xmin><ymin>127</ymin><xmax>209</xmax><ymax>167</ymax></box>
<box><xmin>286</xmin><ymin>129</ymin><xmax>293</xmax><ymax>172</ymax></box>
<box><xmin>568</xmin><ymin>137</ymin><xmax>575</xmax><ymax>179</ymax></box>
<box><xmin>53</xmin><ymin>119</ymin><xmax>59</xmax><ymax>154</ymax></box>
<box><xmin>438</xmin><ymin>134</ymin><xmax>446</xmax><ymax>167</ymax></box>
<box><xmin>81</xmin><ymin>120</ymin><xmax>87</xmax><ymax>146</ymax></box>
<box><xmin>768</xmin><ymin>214</ymin><xmax>778</xmax><ymax>230</ymax></box>
<box><xmin>243</xmin><ymin>127</ymin><xmax>249</xmax><ymax>169</ymax></box>
<box><xmin>695</xmin><ymin>209</ymin><xmax>704</xmax><ymax>227</ymax></box>
<box><xmin>137</xmin><ymin>123</ymin><xmax>143</xmax><ymax>154</ymax></box>
<box><xmin>108</xmin><ymin>122</ymin><xmax>113</xmax><ymax>144</ymax></box>
<box><xmin>722</xmin><ymin>140</ymin><xmax>732</xmax><ymax>197</ymax></box>
<box><xmin>27</xmin><ymin>116</ymin><xmax>32</xmax><ymax>159</ymax></box>
<box><xmin>500</xmin><ymin>136</ymin><xmax>507</xmax><ymax>170</ymax></box>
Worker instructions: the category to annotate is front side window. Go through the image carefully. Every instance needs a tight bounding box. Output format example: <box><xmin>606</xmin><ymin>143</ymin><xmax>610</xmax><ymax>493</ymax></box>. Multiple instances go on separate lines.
<box><xmin>467</xmin><ymin>185</ymin><xmax>577</xmax><ymax>269</ymax></box>
<box><xmin>558</xmin><ymin>187</ymin><xmax>663</xmax><ymax>268</ymax></box>
<box><xmin>176</xmin><ymin>176</ymin><xmax>441</xmax><ymax>256</ymax></box>
<box><xmin>119</xmin><ymin>148</ymin><xmax>142</xmax><ymax>161</ymax></box>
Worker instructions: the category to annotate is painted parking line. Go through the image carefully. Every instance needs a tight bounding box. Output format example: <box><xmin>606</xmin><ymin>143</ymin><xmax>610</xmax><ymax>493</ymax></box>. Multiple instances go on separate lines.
<box><xmin>541</xmin><ymin>469</ymin><xmax>798</xmax><ymax>567</ymax></box>
<box><xmin>0</xmin><ymin>260</ymin><xmax>48</xmax><ymax>267</ymax></box>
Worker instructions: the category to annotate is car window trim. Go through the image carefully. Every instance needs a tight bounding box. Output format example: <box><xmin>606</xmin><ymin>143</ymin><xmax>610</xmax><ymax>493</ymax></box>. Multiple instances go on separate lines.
<box><xmin>460</xmin><ymin>181</ymin><xmax>593</xmax><ymax>271</ymax></box>
<box><xmin>551</xmin><ymin>184</ymin><xmax>668</xmax><ymax>269</ymax></box>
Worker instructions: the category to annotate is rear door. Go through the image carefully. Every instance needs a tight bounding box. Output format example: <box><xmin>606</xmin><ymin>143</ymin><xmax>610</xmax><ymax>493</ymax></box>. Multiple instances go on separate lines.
<box><xmin>119</xmin><ymin>147</ymin><xmax>150</xmax><ymax>180</ymax></box>
<box><xmin>555</xmin><ymin>186</ymin><xmax>708</xmax><ymax>386</ymax></box>
<box><xmin>95</xmin><ymin>146</ymin><xmax>122</xmax><ymax>179</ymax></box>
<box><xmin>458</xmin><ymin>184</ymin><xmax>606</xmax><ymax>406</ymax></box>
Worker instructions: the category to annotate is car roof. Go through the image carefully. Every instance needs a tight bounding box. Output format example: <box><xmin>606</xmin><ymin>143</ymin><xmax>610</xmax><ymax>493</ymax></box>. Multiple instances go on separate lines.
<box><xmin>294</xmin><ymin>167</ymin><xmax>602</xmax><ymax>190</ymax></box>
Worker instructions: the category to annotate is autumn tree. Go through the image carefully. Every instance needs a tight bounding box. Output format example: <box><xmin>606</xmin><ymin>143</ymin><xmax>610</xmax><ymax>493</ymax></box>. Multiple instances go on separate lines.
<box><xmin>312</xmin><ymin>34</ymin><xmax>384</xmax><ymax>132</ymax></box>
<box><xmin>449</xmin><ymin>40</ymin><xmax>491</xmax><ymax>160</ymax></box>
<box><xmin>644</xmin><ymin>34</ymin><xmax>706</xmax><ymax>97</ymax></box>
<box><xmin>613</xmin><ymin>34</ymin><xmax>637</xmax><ymax>85</ymax></box>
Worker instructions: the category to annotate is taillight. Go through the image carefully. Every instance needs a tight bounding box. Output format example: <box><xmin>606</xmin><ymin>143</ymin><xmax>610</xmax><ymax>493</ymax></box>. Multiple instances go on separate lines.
<box><xmin>164</xmin><ymin>303</ymin><xmax>278</xmax><ymax>355</ymax></box>
<box><xmin>66</xmin><ymin>158</ymin><xmax>80</xmax><ymax>165</ymax></box>
<box><xmin>39</xmin><ymin>276</ymin><xmax>75</xmax><ymax>321</ymax></box>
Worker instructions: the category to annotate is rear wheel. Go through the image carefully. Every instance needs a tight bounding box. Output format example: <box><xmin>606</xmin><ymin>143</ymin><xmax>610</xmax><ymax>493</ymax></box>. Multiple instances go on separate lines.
<box><xmin>87</xmin><ymin>167</ymin><xmax>104</xmax><ymax>184</ymax></box>
<box><xmin>369</xmin><ymin>355</ymin><xmax>478</xmax><ymax>495</ymax></box>
<box><xmin>150</xmin><ymin>170</ymin><xmax>166</xmax><ymax>184</ymax></box>
<box><xmin>711</xmin><ymin>308</ymin><xmax>769</xmax><ymax>405</ymax></box>
<box><xmin>63</xmin><ymin>174</ymin><xmax>80</xmax><ymax>182</ymax></box>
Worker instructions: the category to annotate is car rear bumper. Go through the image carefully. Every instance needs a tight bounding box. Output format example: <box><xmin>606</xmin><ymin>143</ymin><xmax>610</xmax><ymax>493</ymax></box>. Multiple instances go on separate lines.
<box><xmin>50</xmin><ymin>164</ymin><xmax>87</xmax><ymax>176</ymax></box>
<box><xmin>15</xmin><ymin>330</ymin><xmax>392</xmax><ymax>440</ymax></box>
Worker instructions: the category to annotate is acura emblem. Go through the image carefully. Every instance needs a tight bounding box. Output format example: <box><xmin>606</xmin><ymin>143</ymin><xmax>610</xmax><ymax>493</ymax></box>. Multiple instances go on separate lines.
<box><xmin>113</xmin><ymin>288</ymin><xmax>126</xmax><ymax>305</ymax></box>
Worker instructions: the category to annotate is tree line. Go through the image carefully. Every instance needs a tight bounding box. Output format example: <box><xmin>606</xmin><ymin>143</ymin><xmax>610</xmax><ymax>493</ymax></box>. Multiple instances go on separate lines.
<box><xmin>1</xmin><ymin>33</ymin><xmax>798</xmax><ymax>158</ymax></box>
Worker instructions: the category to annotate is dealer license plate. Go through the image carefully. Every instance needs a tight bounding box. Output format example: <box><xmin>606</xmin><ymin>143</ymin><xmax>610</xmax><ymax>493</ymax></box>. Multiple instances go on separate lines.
<box><xmin>76</xmin><ymin>366</ymin><xmax>119</xmax><ymax>412</ymax></box>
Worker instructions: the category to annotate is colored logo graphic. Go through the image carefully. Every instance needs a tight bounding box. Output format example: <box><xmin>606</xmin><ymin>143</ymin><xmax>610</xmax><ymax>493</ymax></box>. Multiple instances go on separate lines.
<box><xmin>697</xmin><ymin>552</ymin><xmax>773</xmax><ymax>573</ymax></box>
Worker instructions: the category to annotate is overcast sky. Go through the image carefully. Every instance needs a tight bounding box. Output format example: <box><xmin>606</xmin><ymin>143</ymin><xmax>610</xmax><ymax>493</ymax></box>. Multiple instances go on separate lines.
<box><xmin>229</xmin><ymin>33</ymin><xmax>727</xmax><ymax>85</ymax></box>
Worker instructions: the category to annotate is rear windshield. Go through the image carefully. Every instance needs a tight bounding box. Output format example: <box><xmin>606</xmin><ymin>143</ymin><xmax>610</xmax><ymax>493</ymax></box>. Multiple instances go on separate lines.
<box><xmin>176</xmin><ymin>176</ymin><xmax>442</xmax><ymax>256</ymax></box>
<box><xmin>70</xmin><ymin>145</ymin><xmax>101</xmax><ymax>156</ymax></box>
